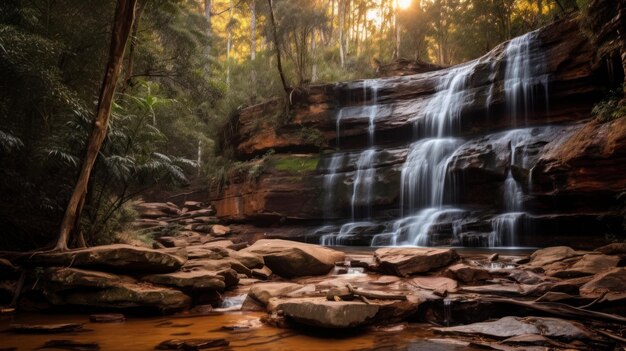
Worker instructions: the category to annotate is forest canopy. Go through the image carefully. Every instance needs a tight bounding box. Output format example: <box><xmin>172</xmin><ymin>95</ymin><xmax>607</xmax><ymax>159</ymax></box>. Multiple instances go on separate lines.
<box><xmin>0</xmin><ymin>0</ymin><xmax>584</xmax><ymax>249</ymax></box>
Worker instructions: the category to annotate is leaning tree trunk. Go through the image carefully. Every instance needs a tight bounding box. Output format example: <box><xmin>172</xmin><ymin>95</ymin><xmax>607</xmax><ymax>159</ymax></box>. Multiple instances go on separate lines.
<box><xmin>267</xmin><ymin>0</ymin><xmax>289</xmax><ymax>94</ymax></box>
<box><xmin>56</xmin><ymin>0</ymin><xmax>137</xmax><ymax>251</ymax></box>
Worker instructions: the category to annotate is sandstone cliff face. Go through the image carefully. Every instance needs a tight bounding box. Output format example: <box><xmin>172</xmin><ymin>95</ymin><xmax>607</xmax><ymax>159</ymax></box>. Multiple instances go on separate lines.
<box><xmin>211</xmin><ymin>16</ymin><xmax>626</xmax><ymax>248</ymax></box>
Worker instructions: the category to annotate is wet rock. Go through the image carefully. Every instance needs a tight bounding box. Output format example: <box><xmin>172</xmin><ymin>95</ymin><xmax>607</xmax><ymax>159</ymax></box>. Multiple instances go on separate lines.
<box><xmin>527</xmin><ymin>246</ymin><xmax>579</xmax><ymax>267</ymax></box>
<box><xmin>39</xmin><ymin>340</ymin><xmax>99</xmax><ymax>350</ymax></box>
<box><xmin>10</xmin><ymin>323</ymin><xmax>84</xmax><ymax>334</ymax></box>
<box><xmin>22</xmin><ymin>244</ymin><xmax>186</xmax><ymax>273</ymax></box>
<box><xmin>242</xmin><ymin>239</ymin><xmax>345</xmax><ymax>278</ymax></box>
<box><xmin>155</xmin><ymin>338</ymin><xmax>229</xmax><ymax>350</ymax></box>
<box><xmin>277</xmin><ymin>298</ymin><xmax>379</xmax><ymax>328</ymax></box>
<box><xmin>410</xmin><ymin>277</ymin><xmax>458</xmax><ymax>293</ymax></box>
<box><xmin>446</xmin><ymin>263</ymin><xmax>492</xmax><ymax>283</ymax></box>
<box><xmin>488</xmin><ymin>253</ymin><xmax>499</xmax><ymax>262</ymax></box>
<box><xmin>89</xmin><ymin>314</ymin><xmax>125</xmax><ymax>323</ymax></box>
<box><xmin>248</xmin><ymin>282</ymin><xmax>313</xmax><ymax>305</ymax></box>
<box><xmin>142</xmin><ymin>271</ymin><xmax>227</xmax><ymax>291</ymax></box>
<box><xmin>433</xmin><ymin>316</ymin><xmax>593</xmax><ymax>341</ymax></box>
<box><xmin>550</xmin><ymin>253</ymin><xmax>620</xmax><ymax>278</ymax></box>
<box><xmin>64</xmin><ymin>282</ymin><xmax>190</xmax><ymax>313</ymax></box>
<box><xmin>579</xmin><ymin>267</ymin><xmax>626</xmax><ymax>298</ymax></box>
<box><xmin>374</xmin><ymin>248</ymin><xmax>459</xmax><ymax>277</ymax></box>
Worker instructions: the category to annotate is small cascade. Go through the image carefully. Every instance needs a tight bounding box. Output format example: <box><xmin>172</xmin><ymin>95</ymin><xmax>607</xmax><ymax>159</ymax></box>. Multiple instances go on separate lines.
<box><xmin>350</xmin><ymin>149</ymin><xmax>377</xmax><ymax>220</ymax></box>
<box><xmin>504</xmin><ymin>31</ymin><xmax>549</xmax><ymax>124</ymax></box>
<box><xmin>322</xmin><ymin>153</ymin><xmax>345</xmax><ymax>220</ymax></box>
<box><xmin>421</xmin><ymin>62</ymin><xmax>478</xmax><ymax>137</ymax></box>
<box><xmin>491</xmin><ymin>129</ymin><xmax>533</xmax><ymax>246</ymax></box>
<box><xmin>367</xmin><ymin>80</ymin><xmax>379</xmax><ymax>145</ymax></box>
<box><xmin>443</xmin><ymin>298</ymin><xmax>453</xmax><ymax>326</ymax></box>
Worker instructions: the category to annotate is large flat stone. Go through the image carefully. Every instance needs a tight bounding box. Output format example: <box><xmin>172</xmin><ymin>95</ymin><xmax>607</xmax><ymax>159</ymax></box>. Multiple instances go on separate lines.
<box><xmin>242</xmin><ymin>239</ymin><xmax>345</xmax><ymax>278</ymax></box>
<box><xmin>579</xmin><ymin>267</ymin><xmax>626</xmax><ymax>298</ymax></box>
<box><xmin>374</xmin><ymin>248</ymin><xmax>459</xmax><ymax>277</ymax></box>
<box><xmin>142</xmin><ymin>270</ymin><xmax>227</xmax><ymax>291</ymax></box>
<box><xmin>24</xmin><ymin>245</ymin><xmax>186</xmax><ymax>273</ymax></box>
<box><xmin>275</xmin><ymin>298</ymin><xmax>379</xmax><ymax>328</ymax></box>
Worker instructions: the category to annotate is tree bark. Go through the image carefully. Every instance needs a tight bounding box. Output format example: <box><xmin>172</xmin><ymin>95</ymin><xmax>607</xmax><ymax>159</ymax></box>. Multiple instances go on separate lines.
<box><xmin>55</xmin><ymin>0</ymin><xmax>137</xmax><ymax>251</ymax></box>
<box><xmin>267</xmin><ymin>0</ymin><xmax>289</xmax><ymax>94</ymax></box>
<box><xmin>338</xmin><ymin>0</ymin><xmax>345</xmax><ymax>67</ymax></box>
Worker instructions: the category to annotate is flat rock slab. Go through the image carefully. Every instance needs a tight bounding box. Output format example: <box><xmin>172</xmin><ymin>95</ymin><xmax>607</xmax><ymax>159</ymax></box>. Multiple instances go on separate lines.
<box><xmin>579</xmin><ymin>267</ymin><xmax>626</xmax><ymax>298</ymax></box>
<box><xmin>10</xmin><ymin>323</ymin><xmax>84</xmax><ymax>334</ymax></box>
<box><xmin>550</xmin><ymin>253</ymin><xmax>620</xmax><ymax>278</ymax></box>
<box><xmin>142</xmin><ymin>271</ymin><xmax>226</xmax><ymax>291</ymax></box>
<box><xmin>248</xmin><ymin>282</ymin><xmax>314</xmax><ymax>305</ymax></box>
<box><xmin>277</xmin><ymin>299</ymin><xmax>379</xmax><ymax>328</ymax></box>
<box><xmin>527</xmin><ymin>246</ymin><xmax>580</xmax><ymax>267</ymax></box>
<box><xmin>411</xmin><ymin>277</ymin><xmax>458</xmax><ymax>293</ymax></box>
<box><xmin>374</xmin><ymin>248</ymin><xmax>459</xmax><ymax>277</ymax></box>
<box><xmin>156</xmin><ymin>338</ymin><xmax>229</xmax><ymax>350</ymax></box>
<box><xmin>24</xmin><ymin>245</ymin><xmax>186</xmax><ymax>273</ymax></box>
<box><xmin>64</xmin><ymin>282</ymin><xmax>190</xmax><ymax>313</ymax></box>
<box><xmin>433</xmin><ymin>316</ymin><xmax>593</xmax><ymax>341</ymax></box>
<box><xmin>242</xmin><ymin>239</ymin><xmax>345</xmax><ymax>278</ymax></box>
<box><xmin>44</xmin><ymin>267</ymin><xmax>135</xmax><ymax>289</ymax></box>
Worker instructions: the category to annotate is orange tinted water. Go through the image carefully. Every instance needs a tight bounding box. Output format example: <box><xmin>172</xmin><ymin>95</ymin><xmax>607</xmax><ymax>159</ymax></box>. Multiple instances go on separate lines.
<box><xmin>0</xmin><ymin>311</ymin><xmax>478</xmax><ymax>351</ymax></box>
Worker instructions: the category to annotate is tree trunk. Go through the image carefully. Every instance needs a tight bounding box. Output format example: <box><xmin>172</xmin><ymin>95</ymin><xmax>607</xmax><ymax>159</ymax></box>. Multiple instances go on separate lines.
<box><xmin>122</xmin><ymin>0</ymin><xmax>146</xmax><ymax>92</ymax></box>
<box><xmin>56</xmin><ymin>0</ymin><xmax>137</xmax><ymax>251</ymax></box>
<box><xmin>267</xmin><ymin>0</ymin><xmax>289</xmax><ymax>94</ymax></box>
<box><xmin>338</xmin><ymin>0</ymin><xmax>345</xmax><ymax>67</ymax></box>
<box><xmin>226</xmin><ymin>0</ymin><xmax>233</xmax><ymax>87</ymax></box>
<box><xmin>250</xmin><ymin>0</ymin><xmax>256</xmax><ymax>61</ymax></box>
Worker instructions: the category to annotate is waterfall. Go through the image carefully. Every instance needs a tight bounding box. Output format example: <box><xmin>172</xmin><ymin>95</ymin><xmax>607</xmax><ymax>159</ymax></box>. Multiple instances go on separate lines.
<box><xmin>322</xmin><ymin>153</ymin><xmax>345</xmax><ymax>220</ymax></box>
<box><xmin>350</xmin><ymin>149</ymin><xmax>377</xmax><ymax>220</ymax></box>
<box><xmin>421</xmin><ymin>62</ymin><xmax>478</xmax><ymax>137</ymax></box>
<box><xmin>504</xmin><ymin>31</ymin><xmax>549</xmax><ymax>124</ymax></box>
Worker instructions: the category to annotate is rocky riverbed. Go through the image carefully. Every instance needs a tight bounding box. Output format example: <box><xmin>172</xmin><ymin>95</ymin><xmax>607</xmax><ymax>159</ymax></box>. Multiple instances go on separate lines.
<box><xmin>1</xmin><ymin>226</ymin><xmax>625</xmax><ymax>350</ymax></box>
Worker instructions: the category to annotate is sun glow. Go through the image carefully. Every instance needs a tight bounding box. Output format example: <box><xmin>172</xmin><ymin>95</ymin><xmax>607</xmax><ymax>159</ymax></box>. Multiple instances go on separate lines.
<box><xmin>397</xmin><ymin>0</ymin><xmax>412</xmax><ymax>10</ymax></box>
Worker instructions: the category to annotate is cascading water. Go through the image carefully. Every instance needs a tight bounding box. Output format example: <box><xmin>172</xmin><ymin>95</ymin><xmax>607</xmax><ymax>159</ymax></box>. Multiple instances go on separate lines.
<box><xmin>321</xmin><ymin>30</ymin><xmax>550</xmax><ymax>248</ymax></box>
<box><xmin>322</xmin><ymin>153</ymin><xmax>345</xmax><ymax>220</ymax></box>
<box><xmin>504</xmin><ymin>30</ymin><xmax>549</xmax><ymax>124</ymax></box>
<box><xmin>372</xmin><ymin>61</ymin><xmax>478</xmax><ymax>246</ymax></box>
<box><xmin>490</xmin><ymin>129</ymin><xmax>533</xmax><ymax>246</ymax></box>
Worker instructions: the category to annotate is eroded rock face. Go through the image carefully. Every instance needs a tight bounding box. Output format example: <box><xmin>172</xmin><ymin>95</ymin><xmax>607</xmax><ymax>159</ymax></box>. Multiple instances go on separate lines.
<box><xmin>242</xmin><ymin>239</ymin><xmax>345</xmax><ymax>278</ymax></box>
<box><xmin>374</xmin><ymin>248</ymin><xmax>459</xmax><ymax>277</ymax></box>
<box><xmin>142</xmin><ymin>271</ymin><xmax>228</xmax><ymax>291</ymax></box>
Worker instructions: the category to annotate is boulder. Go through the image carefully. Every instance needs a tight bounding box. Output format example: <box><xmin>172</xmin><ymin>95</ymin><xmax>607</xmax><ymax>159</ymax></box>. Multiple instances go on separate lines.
<box><xmin>374</xmin><ymin>248</ymin><xmax>459</xmax><ymax>277</ymax></box>
<box><xmin>550</xmin><ymin>253</ymin><xmax>620</xmax><ymax>278</ymax></box>
<box><xmin>242</xmin><ymin>239</ymin><xmax>345</xmax><ymax>278</ymax></box>
<box><xmin>274</xmin><ymin>298</ymin><xmax>379</xmax><ymax>328</ymax></box>
<box><xmin>226</xmin><ymin>249</ymin><xmax>264</xmax><ymax>269</ymax></box>
<box><xmin>23</xmin><ymin>244</ymin><xmax>186</xmax><ymax>273</ymax></box>
<box><xmin>251</xmin><ymin>266</ymin><xmax>272</xmax><ymax>280</ymax></box>
<box><xmin>527</xmin><ymin>246</ymin><xmax>579</xmax><ymax>267</ymax></box>
<box><xmin>142</xmin><ymin>270</ymin><xmax>226</xmax><ymax>291</ymax></box>
<box><xmin>579</xmin><ymin>267</ymin><xmax>626</xmax><ymax>298</ymax></box>
<box><xmin>434</xmin><ymin>316</ymin><xmax>593</xmax><ymax>341</ymax></box>
<box><xmin>445</xmin><ymin>263</ymin><xmax>492</xmax><ymax>283</ymax></box>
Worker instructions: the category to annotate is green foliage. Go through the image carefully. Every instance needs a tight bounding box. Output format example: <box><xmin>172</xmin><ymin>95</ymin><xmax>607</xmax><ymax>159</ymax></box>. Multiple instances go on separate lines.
<box><xmin>271</xmin><ymin>155</ymin><xmax>319</xmax><ymax>175</ymax></box>
<box><xmin>592</xmin><ymin>85</ymin><xmax>626</xmax><ymax>123</ymax></box>
<box><xmin>300</xmin><ymin>127</ymin><xmax>326</xmax><ymax>148</ymax></box>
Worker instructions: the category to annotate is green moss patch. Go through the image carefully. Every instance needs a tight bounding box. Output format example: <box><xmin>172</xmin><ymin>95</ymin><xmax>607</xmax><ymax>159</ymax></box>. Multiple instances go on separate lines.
<box><xmin>271</xmin><ymin>155</ymin><xmax>319</xmax><ymax>175</ymax></box>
